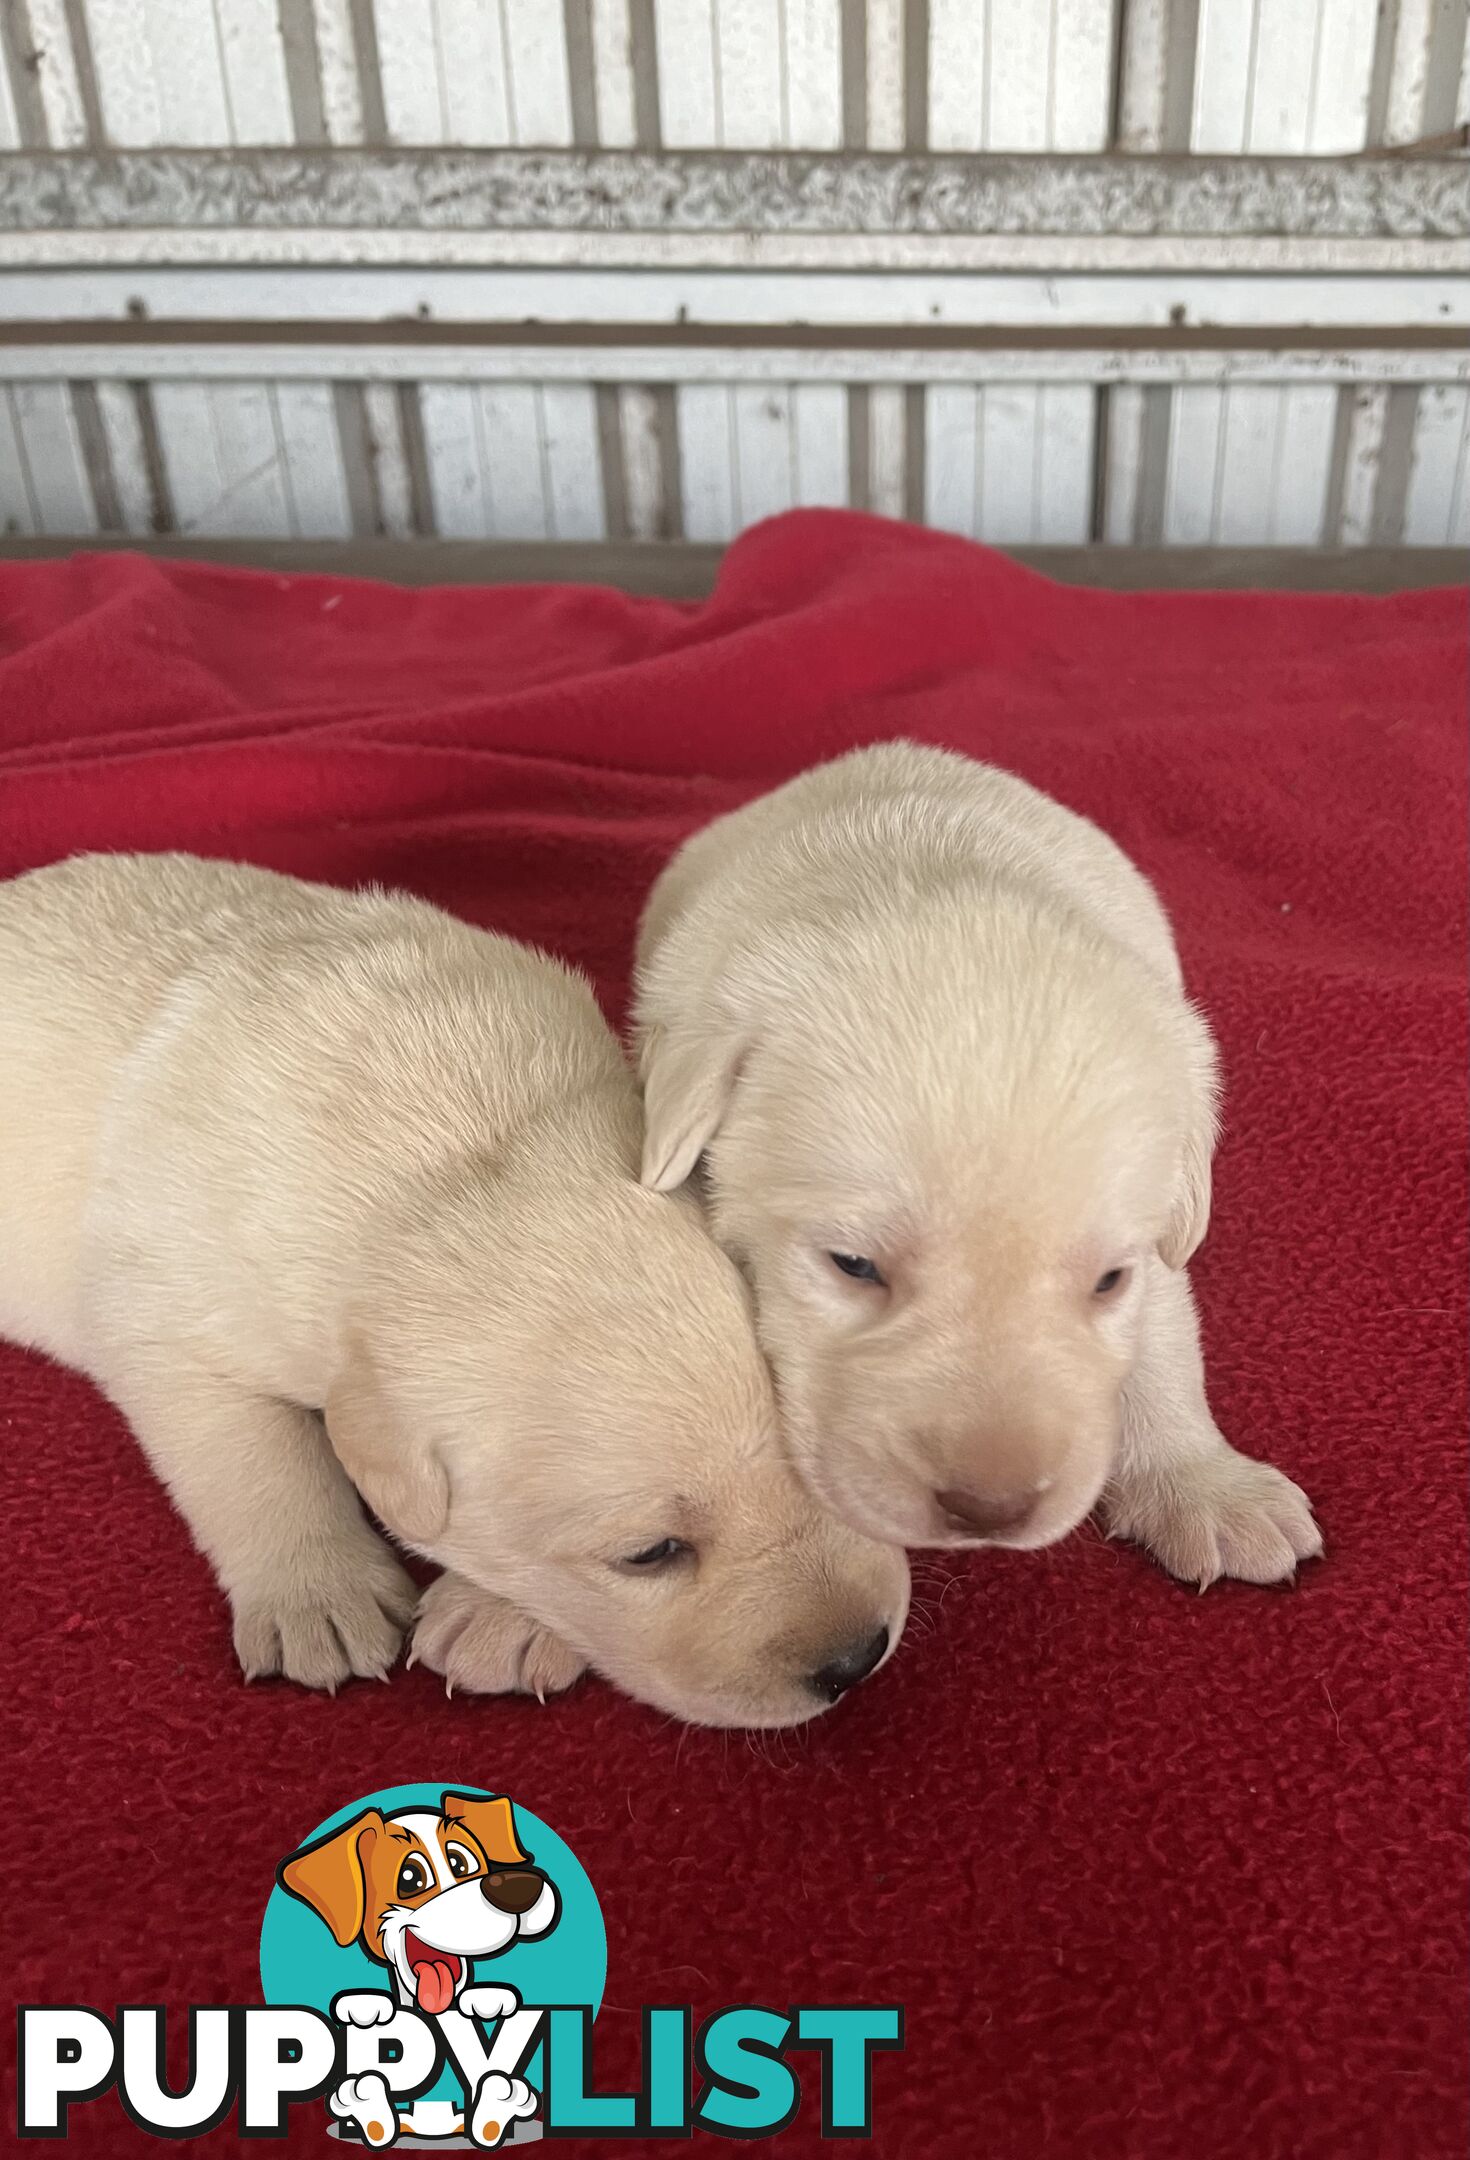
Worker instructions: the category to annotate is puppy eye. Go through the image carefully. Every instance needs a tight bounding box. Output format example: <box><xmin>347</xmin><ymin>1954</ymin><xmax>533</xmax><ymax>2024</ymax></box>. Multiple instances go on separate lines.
<box><xmin>396</xmin><ymin>1856</ymin><xmax>432</xmax><ymax>1898</ymax></box>
<box><xmin>445</xmin><ymin>1843</ymin><xmax>477</xmax><ymax>1880</ymax></box>
<box><xmin>620</xmin><ymin>1537</ymin><xmax>693</xmax><ymax>1571</ymax></box>
<box><xmin>1093</xmin><ymin>1267</ymin><xmax>1128</xmax><ymax>1297</ymax></box>
<box><xmin>829</xmin><ymin>1252</ymin><xmax>886</xmax><ymax>1286</ymax></box>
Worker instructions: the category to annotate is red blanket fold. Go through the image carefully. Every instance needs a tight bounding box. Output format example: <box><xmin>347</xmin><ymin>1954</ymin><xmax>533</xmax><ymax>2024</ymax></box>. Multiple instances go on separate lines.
<box><xmin>1</xmin><ymin>512</ymin><xmax>1465</xmax><ymax>2158</ymax></box>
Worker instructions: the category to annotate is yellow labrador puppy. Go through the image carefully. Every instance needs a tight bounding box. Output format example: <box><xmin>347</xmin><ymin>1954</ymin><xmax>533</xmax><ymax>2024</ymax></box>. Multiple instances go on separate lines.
<box><xmin>0</xmin><ymin>854</ymin><xmax>905</xmax><ymax>1726</ymax></box>
<box><xmin>635</xmin><ymin>741</ymin><xmax>1321</xmax><ymax>1588</ymax></box>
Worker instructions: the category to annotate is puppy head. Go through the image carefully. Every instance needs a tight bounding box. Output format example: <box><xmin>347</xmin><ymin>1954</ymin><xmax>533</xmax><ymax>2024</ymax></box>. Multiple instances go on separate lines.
<box><xmin>279</xmin><ymin>1792</ymin><xmax>558</xmax><ymax>2010</ymax></box>
<box><xmin>328</xmin><ymin>1141</ymin><xmax>908</xmax><ymax>1729</ymax></box>
<box><xmin>641</xmin><ymin>890</ymin><xmax>1218</xmax><ymax>1550</ymax></box>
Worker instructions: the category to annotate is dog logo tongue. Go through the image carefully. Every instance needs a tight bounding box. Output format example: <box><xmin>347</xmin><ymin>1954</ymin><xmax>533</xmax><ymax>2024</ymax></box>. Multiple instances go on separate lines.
<box><xmin>415</xmin><ymin>1957</ymin><xmax>458</xmax><ymax>2016</ymax></box>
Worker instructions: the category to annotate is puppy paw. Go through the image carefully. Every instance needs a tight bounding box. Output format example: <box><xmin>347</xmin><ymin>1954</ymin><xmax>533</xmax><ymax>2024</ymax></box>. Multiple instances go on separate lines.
<box><xmin>329</xmin><ymin>2071</ymin><xmax>398</xmax><ymax>2147</ymax></box>
<box><xmin>458</xmin><ymin>1983</ymin><xmax>522</xmax><ymax>2024</ymax></box>
<box><xmin>1106</xmin><ymin>1446</ymin><xmax>1323</xmax><ymax>1589</ymax></box>
<box><xmin>231</xmin><ymin>1536</ymin><xmax>416</xmax><ymax>1690</ymax></box>
<box><xmin>410</xmin><ymin>1574</ymin><xmax>587</xmax><ymax>1702</ymax></box>
<box><xmin>469</xmin><ymin>2069</ymin><xmax>538</xmax><ymax>2149</ymax></box>
<box><xmin>332</xmin><ymin>1990</ymin><xmax>398</xmax><ymax>2029</ymax></box>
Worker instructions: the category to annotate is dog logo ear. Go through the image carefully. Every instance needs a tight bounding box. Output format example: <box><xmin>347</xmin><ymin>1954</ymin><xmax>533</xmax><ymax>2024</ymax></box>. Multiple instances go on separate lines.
<box><xmin>278</xmin><ymin>1809</ymin><xmax>385</xmax><ymax>1947</ymax></box>
<box><xmin>441</xmin><ymin>1791</ymin><xmax>529</xmax><ymax>1868</ymax></box>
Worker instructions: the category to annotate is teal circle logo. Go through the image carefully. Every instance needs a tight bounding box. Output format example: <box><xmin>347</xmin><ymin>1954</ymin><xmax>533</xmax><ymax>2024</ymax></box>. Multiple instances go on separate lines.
<box><xmin>260</xmin><ymin>1782</ymin><xmax>605</xmax><ymax>2128</ymax></box>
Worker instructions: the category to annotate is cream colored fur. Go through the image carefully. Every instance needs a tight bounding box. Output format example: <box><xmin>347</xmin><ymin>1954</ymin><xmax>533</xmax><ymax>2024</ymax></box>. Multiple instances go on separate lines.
<box><xmin>0</xmin><ymin>853</ymin><xmax>906</xmax><ymax>1724</ymax></box>
<box><xmin>635</xmin><ymin>741</ymin><xmax>1321</xmax><ymax>1585</ymax></box>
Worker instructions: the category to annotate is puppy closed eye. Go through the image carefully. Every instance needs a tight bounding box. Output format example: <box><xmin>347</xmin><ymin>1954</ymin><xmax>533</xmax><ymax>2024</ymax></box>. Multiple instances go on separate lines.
<box><xmin>828</xmin><ymin>1252</ymin><xmax>886</xmax><ymax>1287</ymax></box>
<box><xmin>1093</xmin><ymin>1266</ymin><xmax>1130</xmax><ymax>1298</ymax></box>
<box><xmin>616</xmin><ymin>1537</ymin><xmax>695</xmax><ymax>1574</ymax></box>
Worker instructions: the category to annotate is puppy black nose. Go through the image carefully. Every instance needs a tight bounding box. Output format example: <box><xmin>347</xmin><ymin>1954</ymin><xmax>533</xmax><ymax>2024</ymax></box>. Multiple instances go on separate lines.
<box><xmin>810</xmin><ymin>1626</ymin><xmax>890</xmax><ymax>1705</ymax></box>
<box><xmin>480</xmin><ymin>1868</ymin><xmax>545</xmax><ymax>1915</ymax></box>
<box><xmin>935</xmin><ymin>1487</ymin><xmax>1035</xmax><ymax>1541</ymax></box>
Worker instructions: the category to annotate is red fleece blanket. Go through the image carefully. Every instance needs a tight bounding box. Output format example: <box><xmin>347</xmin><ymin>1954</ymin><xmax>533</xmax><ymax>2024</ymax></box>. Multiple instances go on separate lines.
<box><xmin>1</xmin><ymin>513</ymin><xmax>1465</xmax><ymax>2159</ymax></box>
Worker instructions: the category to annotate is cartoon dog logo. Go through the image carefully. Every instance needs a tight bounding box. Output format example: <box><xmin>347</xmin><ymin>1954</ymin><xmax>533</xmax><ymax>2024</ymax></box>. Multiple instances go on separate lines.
<box><xmin>279</xmin><ymin>1790</ymin><xmax>560</xmax><ymax>2148</ymax></box>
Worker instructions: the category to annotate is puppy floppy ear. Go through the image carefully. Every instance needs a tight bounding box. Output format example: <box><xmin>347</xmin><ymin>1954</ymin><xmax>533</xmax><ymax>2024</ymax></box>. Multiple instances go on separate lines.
<box><xmin>1159</xmin><ymin>1005</ymin><xmax>1219</xmax><ymax>1269</ymax></box>
<box><xmin>441</xmin><ymin>1791</ymin><xmax>530</xmax><ymax>1867</ymax></box>
<box><xmin>1159</xmin><ymin>1126</ymin><xmax>1213</xmax><ymax>1268</ymax></box>
<box><xmin>278</xmin><ymin>1809</ymin><xmax>385</xmax><ymax>1947</ymax></box>
<box><xmin>639</xmin><ymin>1022</ymin><xmax>743</xmax><ymax>1192</ymax></box>
<box><xmin>325</xmin><ymin>1343</ymin><xmax>448</xmax><ymax>1549</ymax></box>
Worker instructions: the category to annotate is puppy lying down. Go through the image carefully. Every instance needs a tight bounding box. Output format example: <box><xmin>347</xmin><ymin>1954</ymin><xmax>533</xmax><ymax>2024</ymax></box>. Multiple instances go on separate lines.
<box><xmin>636</xmin><ymin>740</ymin><xmax>1321</xmax><ymax>1587</ymax></box>
<box><xmin>0</xmin><ymin>854</ymin><xmax>906</xmax><ymax>1727</ymax></box>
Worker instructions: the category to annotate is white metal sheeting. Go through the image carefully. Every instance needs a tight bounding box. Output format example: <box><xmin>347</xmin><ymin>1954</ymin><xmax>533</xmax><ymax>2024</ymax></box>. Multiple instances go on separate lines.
<box><xmin>1</xmin><ymin>0</ymin><xmax>1467</xmax><ymax>548</ymax></box>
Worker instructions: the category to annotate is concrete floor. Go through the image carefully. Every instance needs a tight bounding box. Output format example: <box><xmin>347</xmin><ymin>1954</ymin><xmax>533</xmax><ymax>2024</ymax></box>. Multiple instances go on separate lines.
<box><xmin>1</xmin><ymin>537</ymin><xmax>1463</xmax><ymax>595</ymax></box>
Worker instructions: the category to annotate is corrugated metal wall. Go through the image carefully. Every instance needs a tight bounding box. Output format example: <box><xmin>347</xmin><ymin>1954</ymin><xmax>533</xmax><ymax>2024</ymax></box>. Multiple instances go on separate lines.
<box><xmin>1</xmin><ymin>0</ymin><xmax>1467</xmax><ymax>551</ymax></box>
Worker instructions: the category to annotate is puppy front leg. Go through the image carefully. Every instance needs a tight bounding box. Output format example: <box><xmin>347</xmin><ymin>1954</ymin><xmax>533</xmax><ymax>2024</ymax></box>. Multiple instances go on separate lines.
<box><xmin>1105</xmin><ymin>1261</ymin><xmax>1322</xmax><ymax>1589</ymax></box>
<box><xmin>329</xmin><ymin>2073</ymin><xmax>399</xmax><ymax>2148</ymax></box>
<box><xmin>468</xmin><ymin>2070</ymin><xmax>538</xmax><ymax>2149</ymax></box>
<box><xmin>109</xmin><ymin>1364</ymin><xmax>416</xmax><ymax>1686</ymax></box>
<box><xmin>410</xmin><ymin>1573</ymin><xmax>587</xmax><ymax>1702</ymax></box>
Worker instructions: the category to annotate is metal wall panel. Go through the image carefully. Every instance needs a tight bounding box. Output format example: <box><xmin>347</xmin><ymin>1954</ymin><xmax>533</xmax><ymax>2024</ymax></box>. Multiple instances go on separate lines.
<box><xmin>1</xmin><ymin>0</ymin><xmax>1467</xmax><ymax>548</ymax></box>
<box><xmin>7</xmin><ymin>0</ymin><xmax>1465</xmax><ymax>153</ymax></box>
